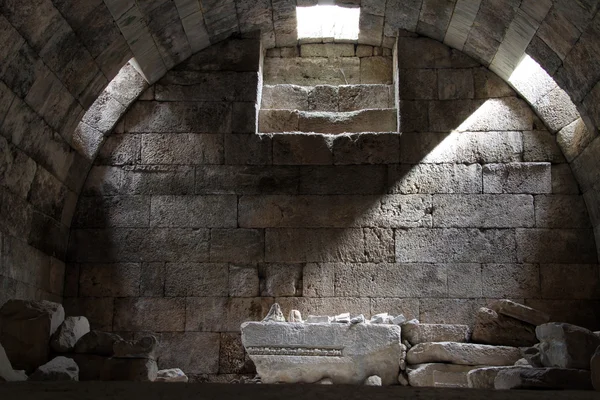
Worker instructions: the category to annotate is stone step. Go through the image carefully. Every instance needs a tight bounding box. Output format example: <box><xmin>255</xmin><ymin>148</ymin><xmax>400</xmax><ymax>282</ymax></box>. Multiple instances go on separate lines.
<box><xmin>261</xmin><ymin>84</ymin><xmax>395</xmax><ymax>112</ymax></box>
<box><xmin>259</xmin><ymin>109</ymin><xmax>398</xmax><ymax>134</ymax></box>
<box><xmin>263</xmin><ymin>56</ymin><xmax>393</xmax><ymax>86</ymax></box>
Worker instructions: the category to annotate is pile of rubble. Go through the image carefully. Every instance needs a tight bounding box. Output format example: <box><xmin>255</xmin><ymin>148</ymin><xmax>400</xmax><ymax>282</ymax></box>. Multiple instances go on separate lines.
<box><xmin>242</xmin><ymin>301</ymin><xmax>600</xmax><ymax>390</ymax></box>
<box><xmin>0</xmin><ymin>299</ymin><xmax>187</xmax><ymax>383</ymax></box>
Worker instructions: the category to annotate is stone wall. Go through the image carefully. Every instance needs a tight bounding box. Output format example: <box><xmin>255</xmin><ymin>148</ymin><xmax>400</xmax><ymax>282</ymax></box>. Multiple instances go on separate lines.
<box><xmin>66</xmin><ymin>36</ymin><xmax>600</xmax><ymax>381</ymax></box>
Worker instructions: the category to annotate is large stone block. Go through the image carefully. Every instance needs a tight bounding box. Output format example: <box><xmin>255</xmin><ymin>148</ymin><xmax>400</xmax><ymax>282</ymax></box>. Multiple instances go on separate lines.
<box><xmin>261</xmin><ymin>84</ymin><xmax>309</xmax><ymax>110</ymax></box>
<box><xmin>338</xmin><ymin>85</ymin><xmax>392</xmax><ymax>111</ymax></box>
<box><xmin>156</xmin><ymin>71</ymin><xmax>258</xmax><ymax>102</ymax></box>
<box><xmin>523</xmin><ymin>130</ymin><xmax>566</xmax><ymax>163</ymax></box>
<box><xmin>481</xmin><ymin>263</ymin><xmax>540</xmax><ymax>298</ymax></box>
<box><xmin>399</xmin><ymin>69</ymin><xmax>437</xmax><ymax>100</ymax></box>
<box><xmin>359</xmin><ymin>13</ymin><xmax>384</xmax><ymax>46</ymax></box>
<box><xmin>150</xmin><ymin>195</ymin><xmax>237</xmax><ymax>228</ymax></box>
<box><xmin>175</xmin><ymin>38</ymin><xmax>261</xmax><ymax>72</ymax></box>
<box><xmin>360</xmin><ymin>56</ymin><xmax>393</xmax><ymax>84</ymax></box>
<box><xmin>239</xmin><ymin>194</ymin><xmax>432</xmax><ymax>228</ymax></box>
<box><xmin>483</xmin><ymin>163</ymin><xmax>552</xmax><ymax>194</ymax></box>
<box><xmin>389</xmin><ymin>164</ymin><xmax>482</xmax><ymax>194</ymax></box>
<box><xmin>536</xmin><ymin>322</ymin><xmax>600</xmax><ymax>369</ymax></box>
<box><xmin>407</xmin><ymin>363</ymin><xmax>482</xmax><ymax>387</ymax></box>
<box><xmin>272</xmin><ymin>134</ymin><xmax>333</xmax><ymax>165</ymax></box>
<box><xmin>96</xmin><ymin>134</ymin><xmax>141</xmax><ymax>166</ymax></box>
<box><xmin>557</xmin><ymin>119</ymin><xmax>596</xmax><ymax>163</ymax></box>
<box><xmin>491</xmin><ymin>299</ymin><xmax>550</xmax><ymax>326</ymax></box>
<box><xmin>219</xmin><ymin>333</ymin><xmax>254</xmax><ymax>374</ymax></box>
<box><xmin>0</xmin><ymin>136</ymin><xmax>37</xmax><ymax>200</ymax></box>
<box><xmin>300</xmin><ymin>43</ymin><xmax>354</xmax><ymax>57</ymax></box>
<box><xmin>259</xmin><ymin>263</ymin><xmax>303</xmax><ymax>297</ymax></box>
<box><xmin>332</xmin><ymin>133</ymin><xmax>400</xmax><ymax>164</ymax></box>
<box><xmin>333</xmin><ymin>263</ymin><xmax>447</xmax><ymax>298</ymax></box>
<box><xmin>396</xmin><ymin>228</ymin><xmax>516</xmax><ymax>263</ymax></box>
<box><xmin>300</xmin><ymin>165</ymin><xmax>387</xmax><ymax>194</ymax></box>
<box><xmin>471</xmin><ymin>307</ymin><xmax>537</xmax><ymax>347</ymax></box>
<box><xmin>516</xmin><ymin>228</ymin><xmax>597</xmax><ymax>264</ymax></box>
<box><xmin>473</xmin><ymin>67</ymin><xmax>515</xmax><ymax>98</ymax></box>
<box><xmin>73</xmin><ymin>196</ymin><xmax>151</xmax><ymax>229</ymax></box>
<box><xmin>402</xmin><ymin>322</ymin><xmax>471</xmax><ymax>346</ymax></box>
<box><xmin>540</xmin><ymin>264</ymin><xmax>600</xmax><ymax>300</ymax></box>
<box><xmin>154</xmin><ymin>332</ymin><xmax>220</xmax><ymax>374</ymax></box>
<box><xmin>433</xmin><ymin>194</ymin><xmax>534</xmax><ymax>228</ymax></box>
<box><xmin>141</xmin><ymin>133</ymin><xmax>224</xmax><ymax>165</ymax></box>
<box><xmin>63</xmin><ymin>298</ymin><xmax>114</xmax><ymax>332</ymax></box>
<box><xmin>0</xmin><ymin>341</ymin><xmax>27</xmax><ymax>382</ymax></box>
<box><xmin>241</xmin><ymin>321</ymin><xmax>402</xmax><ymax>385</ymax></box>
<box><xmin>533</xmin><ymin>86</ymin><xmax>580</xmax><ymax>133</ymax></box>
<box><xmin>229</xmin><ymin>264</ymin><xmax>260</xmax><ymax>297</ymax></box>
<box><xmin>419</xmin><ymin>299</ymin><xmax>486</xmax><ymax>326</ymax></box>
<box><xmin>534</xmin><ymin>195</ymin><xmax>591</xmax><ymax>228</ymax></box>
<box><xmin>263</xmin><ymin>57</ymin><xmax>360</xmax><ymax>85</ymax></box>
<box><xmin>185</xmin><ymin>297</ymin><xmax>273</xmax><ymax>332</ymax></box>
<box><xmin>0</xmin><ymin>300</ymin><xmax>64</xmax><ymax>372</ymax></box>
<box><xmin>308</xmin><ymin>85</ymin><xmax>338</xmax><ymax>112</ymax></box>
<box><xmin>29</xmin><ymin>356</ymin><xmax>79</xmax><ymax>381</ymax></box>
<box><xmin>438</xmin><ymin>69</ymin><xmax>475</xmax><ymax>100</ymax></box>
<box><xmin>494</xmin><ymin>367</ymin><xmax>593</xmax><ymax>390</ymax></box>
<box><xmin>467</xmin><ymin>366</ymin><xmax>522</xmax><ymax>389</ymax></box>
<box><xmin>101</xmin><ymin>357</ymin><xmax>157</xmax><ymax>382</ymax></box>
<box><xmin>164</xmin><ymin>262</ymin><xmax>228</xmax><ymax>297</ymax></box>
<box><xmin>210</xmin><ymin>229</ymin><xmax>264</xmax><ymax>262</ymax></box>
<box><xmin>406</xmin><ymin>342</ymin><xmax>521</xmax><ymax>366</ymax></box>
<box><xmin>79</xmin><ymin>263</ymin><xmax>141</xmax><ymax>297</ymax></box>
<box><xmin>302</xmin><ymin>263</ymin><xmax>335</xmax><ymax>297</ymax></box>
<box><xmin>274</xmin><ymin>297</ymin><xmax>372</xmax><ymax>321</ymax></box>
<box><xmin>384</xmin><ymin>0</ymin><xmax>421</xmax><ymax>35</ymax></box>
<box><xmin>124</xmin><ymin>101</ymin><xmax>232</xmax><ymax>133</ymax></box>
<box><xmin>297</xmin><ymin>109</ymin><xmax>397</xmax><ymax>134</ymax></box>
<box><xmin>195</xmin><ymin>165</ymin><xmax>300</xmax><ymax>195</ymax></box>
<box><xmin>447</xmin><ymin>263</ymin><xmax>482</xmax><ymax>298</ymax></box>
<box><xmin>113</xmin><ymin>297</ymin><xmax>186</xmax><ymax>332</ymax></box>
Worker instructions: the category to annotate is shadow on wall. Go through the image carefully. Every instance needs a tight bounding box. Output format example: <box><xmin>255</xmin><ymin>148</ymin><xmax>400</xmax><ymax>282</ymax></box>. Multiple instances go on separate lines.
<box><xmin>63</xmin><ymin>36</ymin><xmax>600</xmax><ymax>379</ymax></box>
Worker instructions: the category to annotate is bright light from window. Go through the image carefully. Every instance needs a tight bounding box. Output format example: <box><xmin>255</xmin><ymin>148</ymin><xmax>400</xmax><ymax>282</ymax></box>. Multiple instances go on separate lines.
<box><xmin>296</xmin><ymin>6</ymin><xmax>360</xmax><ymax>41</ymax></box>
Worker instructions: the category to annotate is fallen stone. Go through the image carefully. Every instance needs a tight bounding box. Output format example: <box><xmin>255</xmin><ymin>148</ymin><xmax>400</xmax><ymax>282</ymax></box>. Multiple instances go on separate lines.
<box><xmin>472</xmin><ymin>308</ymin><xmax>537</xmax><ymax>347</ymax></box>
<box><xmin>494</xmin><ymin>367</ymin><xmax>593</xmax><ymax>390</ymax></box>
<box><xmin>67</xmin><ymin>354</ymin><xmax>108</xmax><ymax>381</ymax></box>
<box><xmin>536</xmin><ymin>323</ymin><xmax>600</xmax><ymax>369</ymax></box>
<box><xmin>402</xmin><ymin>322</ymin><xmax>471</xmax><ymax>345</ymax></box>
<box><xmin>398</xmin><ymin>371</ymin><xmax>409</xmax><ymax>386</ymax></box>
<box><xmin>406</xmin><ymin>342</ymin><xmax>521</xmax><ymax>366</ymax></box>
<box><xmin>334</xmin><ymin>313</ymin><xmax>350</xmax><ymax>323</ymax></box>
<box><xmin>0</xmin><ymin>300</ymin><xmax>65</xmax><ymax>372</ymax></box>
<box><xmin>407</xmin><ymin>363</ymin><xmax>484</xmax><ymax>387</ymax></box>
<box><xmin>75</xmin><ymin>331</ymin><xmax>124</xmax><ymax>357</ymax></box>
<box><xmin>306</xmin><ymin>315</ymin><xmax>331</xmax><ymax>323</ymax></box>
<box><xmin>262</xmin><ymin>303</ymin><xmax>286</xmax><ymax>322</ymax></box>
<box><xmin>101</xmin><ymin>357</ymin><xmax>158</xmax><ymax>382</ymax></box>
<box><xmin>364</xmin><ymin>375</ymin><xmax>382</xmax><ymax>385</ymax></box>
<box><xmin>51</xmin><ymin>316</ymin><xmax>90</xmax><ymax>353</ymax></box>
<box><xmin>241</xmin><ymin>321</ymin><xmax>402</xmax><ymax>385</ymax></box>
<box><xmin>467</xmin><ymin>366</ymin><xmax>522</xmax><ymax>389</ymax></box>
<box><xmin>29</xmin><ymin>356</ymin><xmax>79</xmax><ymax>381</ymax></box>
<box><xmin>113</xmin><ymin>336</ymin><xmax>158</xmax><ymax>359</ymax></box>
<box><xmin>350</xmin><ymin>315</ymin><xmax>365</xmax><ymax>324</ymax></box>
<box><xmin>288</xmin><ymin>310</ymin><xmax>303</xmax><ymax>322</ymax></box>
<box><xmin>491</xmin><ymin>299</ymin><xmax>549</xmax><ymax>326</ymax></box>
<box><xmin>514</xmin><ymin>358</ymin><xmax>531</xmax><ymax>366</ymax></box>
<box><xmin>0</xmin><ymin>342</ymin><xmax>27</xmax><ymax>382</ymax></box>
<box><xmin>155</xmin><ymin>368</ymin><xmax>189</xmax><ymax>382</ymax></box>
<box><xmin>370</xmin><ymin>313</ymin><xmax>393</xmax><ymax>324</ymax></box>
<box><xmin>392</xmin><ymin>315</ymin><xmax>407</xmax><ymax>325</ymax></box>
<box><xmin>522</xmin><ymin>345</ymin><xmax>544</xmax><ymax>367</ymax></box>
<box><xmin>592</xmin><ymin>345</ymin><xmax>600</xmax><ymax>390</ymax></box>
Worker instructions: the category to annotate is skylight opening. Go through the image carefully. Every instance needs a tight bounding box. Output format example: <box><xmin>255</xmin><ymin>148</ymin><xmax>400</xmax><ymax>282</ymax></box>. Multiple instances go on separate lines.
<box><xmin>296</xmin><ymin>5</ymin><xmax>360</xmax><ymax>41</ymax></box>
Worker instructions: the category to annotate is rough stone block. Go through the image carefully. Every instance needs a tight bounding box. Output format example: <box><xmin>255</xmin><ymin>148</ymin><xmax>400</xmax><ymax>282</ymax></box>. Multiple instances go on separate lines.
<box><xmin>29</xmin><ymin>356</ymin><xmax>79</xmax><ymax>381</ymax></box>
<box><xmin>338</xmin><ymin>84</ymin><xmax>392</xmax><ymax>111</ymax></box>
<box><xmin>535</xmin><ymin>195</ymin><xmax>591</xmax><ymax>228</ymax></box>
<box><xmin>73</xmin><ymin>196</ymin><xmax>150</xmax><ymax>228</ymax></box>
<box><xmin>164</xmin><ymin>263</ymin><xmax>228</xmax><ymax>297</ymax></box>
<box><xmin>263</xmin><ymin>57</ymin><xmax>360</xmax><ymax>85</ymax></box>
<box><xmin>407</xmin><ymin>342</ymin><xmax>521</xmax><ymax>366</ymax></box>
<box><xmin>370</xmin><ymin>298</ymin><xmax>419</xmax><ymax>321</ymax></box>
<box><xmin>467</xmin><ymin>366</ymin><xmax>522</xmax><ymax>389</ymax></box>
<box><xmin>195</xmin><ymin>165</ymin><xmax>300</xmax><ymax>195</ymax></box>
<box><xmin>356</xmin><ymin>45</ymin><xmax>373</xmax><ymax>57</ymax></box>
<box><xmin>79</xmin><ymin>263</ymin><xmax>141</xmax><ymax>297</ymax></box>
<box><xmin>332</xmin><ymin>133</ymin><xmax>400</xmax><ymax>164</ymax></box>
<box><xmin>433</xmin><ymin>194</ymin><xmax>534</xmax><ymax>228</ymax></box>
<box><xmin>364</xmin><ymin>227</ymin><xmax>395</xmax><ymax>262</ymax></box>
<box><xmin>388</xmin><ymin>164</ymin><xmax>482</xmax><ymax>194</ymax></box>
<box><xmin>533</xmin><ymin>86</ymin><xmax>580</xmax><ymax>133</ymax></box>
<box><xmin>402</xmin><ymin>323</ymin><xmax>471</xmax><ymax>346</ymax></box>
<box><xmin>300</xmin><ymin>43</ymin><xmax>354</xmax><ymax>57</ymax></box>
<box><xmin>438</xmin><ymin>69</ymin><xmax>475</xmax><ymax>100</ymax></box>
<box><xmin>210</xmin><ymin>229</ymin><xmax>264</xmax><ymax>262</ymax></box>
<box><xmin>407</xmin><ymin>363</ymin><xmax>481</xmax><ymax>387</ymax></box>
<box><xmin>399</xmin><ymin>100</ymin><xmax>428</xmax><ymax>132</ymax></box>
<box><xmin>384</xmin><ymin>0</ymin><xmax>420</xmax><ymax>35</ymax></box>
<box><xmin>96</xmin><ymin>134</ymin><xmax>141</xmax><ymax>166</ymax></box>
<box><xmin>297</xmin><ymin>109</ymin><xmax>397</xmax><ymax>134</ymax></box>
<box><xmin>156</xmin><ymin>332</ymin><xmax>220</xmax><ymax>374</ymax></box>
<box><xmin>140</xmin><ymin>262</ymin><xmax>165</xmax><ymax>297</ymax></box>
<box><xmin>481</xmin><ymin>263</ymin><xmax>540</xmax><ymax>299</ymax></box>
<box><xmin>229</xmin><ymin>264</ymin><xmax>260</xmax><ymax>297</ymax></box>
<box><xmin>419</xmin><ymin>299</ymin><xmax>484</xmax><ymax>326</ymax></box>
<box><xmin>185</xmin><ymin>297</ymin><xmax>272</xmax><ymax>332</ymax></box>
<box><xmin>494</xmin><ymin>367</ymin><xmax>593</xmax><ymax>390</ymax></box>
<box><xmin>113</xmin><ymin>297</ymin><xmax>185</xmax><ymax>332</ymax></box>
<box><xmin>483</xmin><ymin>163</ymin><xmax>552</xmax><ymax>194</ymax></box>
<box><xmin>556</xmin><ymin>118</ymin><xmax>596</xmax><ymax>162</ymax></box>
<box><xmin>63</xmin><ymin>298</ymin><xmax>114</xmax><ymax>332</ymax></box>
<box><xmin>272</xmin><ymin>134</ymin><xmax>333</xmax><ymax>165</ymax></box>
<box><xmin>156</xmin><ymin>71</ymin><xmax>258</xmax><ymax>102</ymax></box>
<box><xmin>552</xmin><ymin>164</ymin><xmax>580</xmax><ymax>195</ymax></box>
<box><xmin>303</xmin><ymin>263</ymin><xmax>335</xmax><ymax>297</ymax></box>
<box><xmin>516</xmin><ymin>228</ymin><xmax>597</xmax><ymax>264</ymax></box>
<box><xmin>141</xmin><ymin>133</ymin><xmax>224</xmax><ymax>165</ymax></box>
<box><xmin>232</xmin><ymin>102</ymin><xmax>257</xmax><ymax>134</ymax></box>
<box><xmin>540</xmin><ymin>264</ymin><xmax>600</xmax><ymax>300</ymax></box>
<box><xmin>473</xmin><ymin>67</ymin><xmax>515</xmax><ymax>98</ymax></box>
<box><xmin>308</xmin><ymin>85</ymin><xmax>338</xmax><ymax>111</ymax></box>
<box><xmin>0</xmin><ymin>136</ymin><xmax>37</xmax><ymax>200</ymax></box>
<box><xmin>523</xmin><ymin>130</ymin><xmax>566</xmax><ymax>163</ymax></box>
<box><xmin>435</xmin><ymin>98</ymin><xmax>532</xmax><ymax>132</ymax></box>
<box><xmin>399</xmin><ymin>69</ymin><xmax>437</xmax><ymax>100</ymax></box>
<box><xmin>396</xmin><ymin>228</ymin><xmax>516</xmax><ymax>263</ymax></box>
<box><xmin>125</xmin><ymin>101</ymin><xmax>232</xmax><ymax>133</ymax></box>
<box><xmin>359</xmin><ymin>13</ymin><xmax>384</xmax><ymax>46</ymax></box>
<box><xmin>360</xmin><ymin>56</ymin><xmax>393</xmax><ymax>84</ymax></box>
<box><xmin>261</xmin><ymin>84</ymin><xmax>309</xmax><ymax>110</ymax></box>
<box><xmin>259</xmin><ymin>263</ymin><xmax>303</xmax><ymax>297</ymax></box>
<box><xmin>472</xmin><ymin>307</ymin><xmax>537</xmax><ymax>347</ymax></box>
<box><xmin>447</xmin><ymin>263</ymin><xmax>482</xmax><ymax>298</ymax></box>
<box><xmin>300</xmin><ymin>165</ymin><xmax>387</xmax><ymax>194</ymax></box>
<box><xmin>219</xmin><ymin>333</ymin><xmax>254</xmax><ymax>374</ymax></box>
<box><xmin>175</xmin><ymin>37</ymin><xmax>261</xmax><ymax>72</ymax></box>
<box><xmin>150</xmin><ymin>195</ymin><xmax>237</xmax><ymax>228</ymax></box>
<box><xmin>265</xmin><ymin>228</ymin><xmax>366</xmax><ymax>262</ymax></box>
<box><xmin>259</xmin><ymin>109</ymin><xmax>299</xmax><ymax>133</ymax></box>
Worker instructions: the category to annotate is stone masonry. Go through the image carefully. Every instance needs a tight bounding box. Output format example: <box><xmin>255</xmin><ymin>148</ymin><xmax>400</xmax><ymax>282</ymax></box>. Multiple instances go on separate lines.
<box><xmin>65</xmin><ymin>35</ymin><xmax>599</xmax><ymax>381</ymax></box>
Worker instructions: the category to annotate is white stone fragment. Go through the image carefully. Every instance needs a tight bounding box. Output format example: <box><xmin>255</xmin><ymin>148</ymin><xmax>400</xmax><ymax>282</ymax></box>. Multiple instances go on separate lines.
<box><xmin>306</xmin><ymin>315</ymin><xmax>332</xmax><ymax>323</ymax></box>
<box><xmin>491</xmin><ymin>299</ymin><xmax>549</xmax><ymax>326</ymax></box>
<box><xmin>51</xmin><ymin>316</ymin><xmax>90</xmax><ymax>353</ymax></box>
<box><xmin>263</xmin><ymin>303</ymin><xmax>286</xmax><ymax>322</ymax></box>
<box><xmin>407</xmin><ymin>342</ymin><xmax>521</xmax><ymax>366</ymax></box>
<box><xmin>0</xmin><ymin>342</ymin><xmax>27</xmax><ymax>382</ymax></box>
<box><xmin>155</xmin><ymin>368</ymin><xmax>188</xmax><ymax>382</ymax></box>
<box><xmin>288</xmin><ymin>310</ymin><xmax>303</xmax><ymax>323</ymax></box>
<box><xmin>364</xmin><ymin>375</ymin><xmax>382</xmax><ymax>385</ymax></box>
<box><xmin>241</xmin><ymin>321</ymin><xmax>402</xmax><ymax>385</ymax></box>
<box><xmin>392</xmin><ymin>314</ymin><xmax>407</xmax><ymax>325</ymax></box>
<box><xmin>407</xmin><ymin>363</ymin><xmax>484</xmax><ymax>387</ymax></box>
<box><xmin>29</xmin><ymin>356</ymin><xmax>79</xmax><ymax>381</ymax></box>
<box><xmin>334</xmin><ymin>313</ymin><xmax>350</xmax><ymax>323</ymax></box>
<box><xmin>370</xmin><ymin>313</ymin><xmax>393</xmax><ymax>324</ymax></box>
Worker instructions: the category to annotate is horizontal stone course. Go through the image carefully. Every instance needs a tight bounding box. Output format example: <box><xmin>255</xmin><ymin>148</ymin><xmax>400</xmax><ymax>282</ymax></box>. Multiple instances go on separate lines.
<box><xmin>389</xmin><ymin>164</ymin><xmax>483</xmax><ymax>194</ymax></box>
<box><xmin>149</xmin><ymin>195</ymin><xmax>237</xmax><ymax>228</ymax></box>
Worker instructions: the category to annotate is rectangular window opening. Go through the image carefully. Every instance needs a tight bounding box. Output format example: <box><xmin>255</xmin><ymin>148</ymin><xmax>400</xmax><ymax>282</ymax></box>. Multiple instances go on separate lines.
<box><xmin>296</xmin><ymin>5</ymin><xmax>360</xmax><ymax>41</ymax></box>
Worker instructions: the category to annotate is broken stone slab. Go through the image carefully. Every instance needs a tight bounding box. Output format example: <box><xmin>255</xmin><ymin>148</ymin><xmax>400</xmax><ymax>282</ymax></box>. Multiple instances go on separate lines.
<box><xmin>472</xmin><ymin>307</ymin><xmax>537</xmax><ymax>347</ymax></box>
<box><xmin>406</xmin><ymin>342</ymin><xmax>521</xmax><ymax>366</ymax></box>
<box><xmin>392</xmin><ymin>314</ymin><xmax>406</xmax><ymax>325</ymax></box>
<box><xmin>113</xmin><ymin>336</ymin><xmax>158</xmax><ymax>359</ymax></box>
<box><xmin>241</xmin><ymin>321</ymin><xmax>402</xmax><ymax>385</ymax></box>
<box><xmin>262</xmin><ymin>303</ymin><xmax>286</xmax><ymax>322</ymax></box>
<box><xmin>592</xmin><ymin>345</ymin><xmax>600</xmax><ymax>390</ymax></box>
<box><xmin>0</xmin><ymin>342</ymin><xmax>27</xmax><ymax>382</ymax></box>
<box><xmin>370</xmin><ymin>313</ymin><xmax>393</xmax><ymax>324</ymax></box>
<box><xmin>334</xmin><ymin>313</ymin><xmax>351</xmax><ymax>323</ymax></box>
<box><xmin>288</xmin><ymin>310</ymin><xmax>303</xmax><ymax>322</ymax></box>
<box><xmin>402</xmin><ymin>321</ymin><xmax>471</xmax><ymax>345</ymax></box>
<box><xmin>364</xmin><ymin>375</ymin><xmax>382</xmax><ymax>385</ymax></box>
<box><xmin>0</xmin><ymin>300</ymin><xmax>65</xmax><ymax>372</ymax></box>
<box><xmin>491</xmin><ymin>299</ymin><xmax>549</xmax><ymax>326</ymax></box>
<box><xmin>100</xmin><ymin>357</ymin><xmax>158</xmax><ymax>382</ymax></box>
<box><xmin>155</xmin><ymin>368</ymin><xmax>189</xmax><ymax>382</ymax></box>
<box><xmin>514</xmin><ymin>358</ymin><xmax>531</xmax><ymax>366</ymax></box>
<box><xmin>66</xmin><ymin>354</ymin><xmax>108</xmax><ymax>381</ymax></box>
<box><xmin>494</xmin><ymin>367</ymin><xmax>593</xmax><ymax>390</ymax></box>
<box><xmin>74</xmin><ymin>331</ymin><xmax>124</xmax><ymax>357</ymax></box>
<box><xmin>50</xmin><ymin>316</ymin><xmax>90</xmax><ymax>353</ymax></box>
<box><xmin>407</xmin><ymin>363</ymin><xmax>485</xmax><ymax>387</ymax></box>
<box><xmin>522</xmin><ymin>345</ymin><xmax>544</xmax><ymax>367</ymax></box>
<box><xmin>28</xmin><ymin>356</ymin><xmax>79</xmax><ymax>381</ymax></box>
<box><xmin>467</xmin><ymin>366</ymin><xmax>524</xmax><ymax>389</ymax></box>
<box><xmin>536</xmin><ymin>322</ymin><xmax>600</xmax><ymax>369</ymax></box>
<box><xmin>350</xmin><ymin>315</ymin><xmax>365</xmax><ymax>324</ymax></box>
